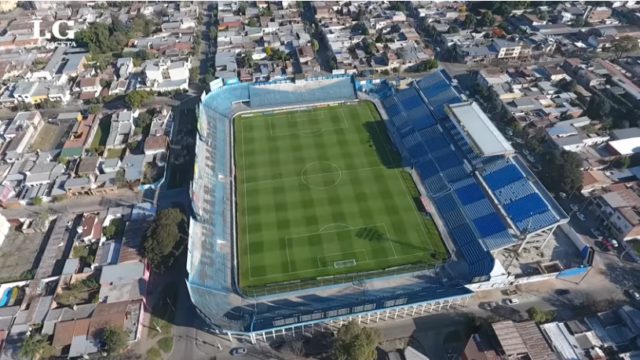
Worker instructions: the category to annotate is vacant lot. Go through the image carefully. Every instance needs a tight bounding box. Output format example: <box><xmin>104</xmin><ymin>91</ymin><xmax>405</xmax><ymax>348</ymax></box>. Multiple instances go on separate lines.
<box><xmin>0</xmin><ymin>231</ymin><xmax>46</xmax><ymax>283</ymax></box>
<box><xmin>29</xmin><ymin>121</ymin><xmax>75</xmax><ymax>152</ymax></box>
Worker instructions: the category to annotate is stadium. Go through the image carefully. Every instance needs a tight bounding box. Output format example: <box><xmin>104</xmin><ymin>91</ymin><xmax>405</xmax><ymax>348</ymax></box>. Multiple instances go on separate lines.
<box><xmin>187</xmin><ymin>71</ymin><xmax>570</xmax><ymax>342</ymax></box>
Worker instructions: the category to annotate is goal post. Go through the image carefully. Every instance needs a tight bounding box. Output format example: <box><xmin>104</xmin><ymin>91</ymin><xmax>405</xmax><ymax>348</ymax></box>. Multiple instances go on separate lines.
<box><xmin>334</xmin><ymin>259</ymin><xmax>357</xmax><ymax>269</ymax></box>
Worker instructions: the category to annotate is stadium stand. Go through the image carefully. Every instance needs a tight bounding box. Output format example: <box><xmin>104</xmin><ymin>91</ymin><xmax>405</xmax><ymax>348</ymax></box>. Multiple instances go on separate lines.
<box><xmin>379</xmin><ymin>70</ymin><xmax>565</xmax><ymax>255</ymax></box>
<box><xmin>189</xmin><ymin>75</ymin><xmax>478</xmax><ymax>339</ymax></box>
<box><xmin>188</xmin><ymin>71</ymin><xmax>566</xmax><ymax>339</ymax></box>
<box><xmin>379</xmin><ymin>71</ymin><xmax>516</xmax><ymax>262</ymax></box>
<box><xmin>479</xmin><ymin>157</ymin><xmax>562</xmax><ymax>233</ymax></box>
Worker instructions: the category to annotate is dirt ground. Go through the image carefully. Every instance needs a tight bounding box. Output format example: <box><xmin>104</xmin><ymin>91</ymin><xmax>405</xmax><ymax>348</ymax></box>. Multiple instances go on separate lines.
<box><xmin>29</xmin><ymin>121</ymin><xmax>75</xmax><ymax>152</ymax></box>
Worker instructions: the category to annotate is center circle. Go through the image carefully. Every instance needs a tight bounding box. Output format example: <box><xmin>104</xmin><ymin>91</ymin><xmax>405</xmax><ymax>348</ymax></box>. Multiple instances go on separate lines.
<box><xmin>301</xmin><ymin>162</ymin><xmax>342</xmax><ymax>189</ymax></box>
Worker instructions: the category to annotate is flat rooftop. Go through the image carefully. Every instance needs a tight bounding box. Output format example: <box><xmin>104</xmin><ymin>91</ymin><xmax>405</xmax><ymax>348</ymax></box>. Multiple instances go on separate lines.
<box><xmin>447</xmin><ymin>101</ymin><xmax>514</xmax><ymax>157</ymax></box>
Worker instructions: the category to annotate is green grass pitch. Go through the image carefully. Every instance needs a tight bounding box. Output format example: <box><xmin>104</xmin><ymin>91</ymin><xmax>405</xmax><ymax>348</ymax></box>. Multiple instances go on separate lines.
<box><xmin>235</xmin><ymin>101</ymin><xmax>448</xmax><ymax>290</ymax></box>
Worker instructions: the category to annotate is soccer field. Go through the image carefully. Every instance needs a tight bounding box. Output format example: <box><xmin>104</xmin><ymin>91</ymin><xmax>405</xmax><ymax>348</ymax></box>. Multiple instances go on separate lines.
<box><xmin>235</xmin><ymin>101</ymin><xmax>448</xmax><ymax>290</ymax></box>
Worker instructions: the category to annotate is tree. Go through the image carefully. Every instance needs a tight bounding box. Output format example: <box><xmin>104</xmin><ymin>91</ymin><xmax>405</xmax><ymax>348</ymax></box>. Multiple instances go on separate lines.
<box><xmin>586</xmin><ymin>95</ymin><xmax>611</xmax><ymax>121</ymax></box>
<box><xmin>143</xmin><ymin>208</ymin><xmax>185</xmax><ymax>271</ymax></box>
<box><xmin>102</xmin><ymin>326</ymin><xmax>128</xmax><ymax>355</ymax></box>
<box><xmin>312</xmin><ymin>39</ymin><xmax>319</xmax><ymax>51</ymax></box>
<box><xmin>32</xmin><ymin>196</ymin><xmax>43</xmax><ymax>206</ymax></box>
<box><xmin>560</xmin><ymin>78</ymin><xmax>577</xmax><ymax>93</ymax></box>
<box><xmin>611</xmin><ymin>35</ymin><xmax>640</xmax><ymax>59</ymax></box>
<box><xmin>247</xmin><ymin>17</ymin><xmax>259</xmax><ymax>27</ymax></box>
<box><xmin>478</xmin><ymin>10</ymin><xmax>496</xmax><ymax>28</ymax></box>
<box><xmin>351</xmin><ymin>22</ymin><xmax>369</xmax><ymax>35</ymax></box>
<box><xmin>20</xmin><ymin>334</ymin><xmax>54</xmax><ymax>360</ymax></box>
<box><xmin>463</xmin><ymin>13</ymin><xmax>477</xmax><ymax>29</ymax></box>
<box><xmin>88</xmin><ymin>104</ymin><xmax>102</xmax><ymax>114</ymax></box>
<box><xmin>539</xmin><ymin>150</ymin><xmax>583</xmax><ymax>194</ymax></box>
<box><xmin>125</xmin><ymin>90</ymin><xmax>153</xmax><ymax>109</ymax></box>
<box><xmin>333</xmin><ymin>321</ymin><xmax>379</xmax><ymax>360</ymax></box>
<box><xmin>537</xmin><ymin>10</ymin><xmax>548</xmax><ymax>21</ymax></box>
<box><xmin>527</xmin><ymin>307</ymin><xmax>556</xmax><ymax>324</ymax></box>
<box><xmin>448</xmin><ymin>25</ymin><xmax>460</xmax><ymax>34</ymax></box>
<box><xmin>572</xmin><ymin>16</ymin><xmax>585</xmax><ymax>28</ymax></box>
<box><xmin>115</xmin><ymin>169</ymin><xmax>127</xmax><ymax>187</ymax></box>
<box><xmin>411</xmin><ymin>58</ymin><xmax>439</xmax><ymax>72</ymax></box>
<box><xmin>110</xmin><ymin>15</ymin><xmax>127</xmax><ymax>35</ymax></box>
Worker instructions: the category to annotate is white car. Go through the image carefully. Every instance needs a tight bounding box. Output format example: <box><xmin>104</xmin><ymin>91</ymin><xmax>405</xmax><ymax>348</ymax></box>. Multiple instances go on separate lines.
<box><xmin>559</xmin><ymin>192</ymin><xmax>567</xmax><ymax>199</ymax></box>
<box><xmin>570</xmin><ymin>204</ymin><xmax>579</xmax><ymax>212</ymax></box>
<box><xmin>576</xmin><ymin>212</ymin><xmax>586</xmax><ymax>221</ymax></box>
<box><xmin>611</xmin><ymin>239</ymin><xmax>619</xmax><ymax>248</ymax></box>
<box><xmin>503</xmin><ymin>298</ymin><xmax>519</xmax><ymax>305</ymax></box>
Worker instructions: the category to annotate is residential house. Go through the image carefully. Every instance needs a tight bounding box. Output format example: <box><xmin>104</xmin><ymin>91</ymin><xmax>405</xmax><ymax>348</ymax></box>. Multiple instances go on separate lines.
<box><xmin>100</xmin><ymin>158</ymin><xmax>121</xmax><ymax>174</ymax></box>
<box><xmin>116</xmin><ymin>58</ymin><xmax>134</xmax><ymax>80</ymax></box>
<box><xmin>587</xmin><ymin>6</ymin><xmax>613</xmax><ymax>24</ymax></box>
<box><xmin>492</xmin><ymin>39</ymin><xmax>526</xmax><ymax>60</ymax></box>
<box><xmin>76</xmin><ymin>156</ymin><xmax>100</xmax><ymax>180</ymax></box>
<box><xmin>60</xmin><ymin>113</ymin><xmax>99</xmax><ymax>158</ymax></box>
<box><xmin>142</xmin><ymin>58</ymin><xmax>190</xmax><ymax>92</ymax></box>
<box><xmin>79</xmin><ymin>213</ymin><xmax>102</xmax><ymax>243</ymax></box>
<box><xmin>12</xmin><ymin>80</ymin><xmax>40</xmax><ymax>104</ymax></box>
<box><xmin>3</xmin><ymin>127</ymin><xmax>37</xmax><ymax>163</ymax></box>
<box><xmin>478</xmin><ymin>68</ymin><xmax>512</xmax><ymax>87</ymax></box>
<box><xmin>64</xmin><ymin>177</ymin><xmax>93</xmax><ymax>196</ymax></box>
<box><xmin>608</xmin><ymin>128</ymin><xmax>640</xmax><ymax>156</ymax></box>
<box><xmin>546</xmin><ymin>117</ymin><xmax>609</xmax><ymax>152</ymax></box>
<box><xmin>109</xmin><ymin>80</ymin><xmax>128</xmax><ymax>96</ymax></box>
<box><xmin>121</xmin><ymin>154</ymin><xmax>145</xmax><ymax>183</ymax></box>
<box><xmin>51</xmin><ymin>300</ymin><xmax>142</xmax><ymax>358</ymax></box>
<box><xmin>143</xmin><ymin>135</ymin><xmax>168</xmax><ymax>156</ymax></box>
<box><xmin>4</xmin><ymin>111</ymin><xmax>42</xmax><ymax>140</ymax></box>
<box><xmin>105</xmin><ymin>111</ymin><xmax>135</xmax><ymax>150</ymax></box>
<box><xmin>593</xmin><ymin>184</ymin><xmax>640</xmax><ymax>241</ymax></box>
<box><xmin>582</xmin><ymin>170</ymin><xmax>613</xmax><ymax>195</ymax></box>
<box><xmin>149</xmin><ymin>107</ymin><xmax>171</xmax><ymax>136</ymax></box>
<box><xmin>77</xmin><ymin>77</ymin><xmax>101</xmax><ymax>101</ymax></box>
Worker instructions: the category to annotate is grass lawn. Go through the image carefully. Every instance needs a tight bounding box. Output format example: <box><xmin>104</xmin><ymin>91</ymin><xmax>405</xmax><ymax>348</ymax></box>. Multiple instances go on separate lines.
<box><xmin>90</xmin><ymin>117</ymin><xmax>110</xmax><ymax>152</ymax></box>
<box><xmin>629</xmin><ymin>239</ymin><xmax>640</xmax><ymax>255</ymax></box>
<box><xmin>235</xmin><ymin>101</ymin><xmax>448</xmax><ymax>291</ymax></box>
<box><xmin>105</xmin><ymin>148</ymin><xmax>125</xmax><ymax>159</ymax></box>
<box><xmin>147</xmin><ymin>347</ymin><xmax>162</xmax><ymax>360</ymax></box>
<box><xmin>157</xmin><ymin>337</ymin><xmax>174</xmax><ymax>353</ymax></box>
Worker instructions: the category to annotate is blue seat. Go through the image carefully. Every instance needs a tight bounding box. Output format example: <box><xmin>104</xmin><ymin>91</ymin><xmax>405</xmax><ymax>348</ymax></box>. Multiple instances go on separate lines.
<box><xmin>483</xmin><ymin>164</ymin><xmax>525</xmax><ymax>190</ymax></box>
<box><xmin>473</xmin><ymin>213</ymin><xmax>508</xmax><ymax>238</ymax></box>
<box><xmin>455</xmin><ymin>183</ymin><xmax>485</xmax><ymax>205</ymax></box>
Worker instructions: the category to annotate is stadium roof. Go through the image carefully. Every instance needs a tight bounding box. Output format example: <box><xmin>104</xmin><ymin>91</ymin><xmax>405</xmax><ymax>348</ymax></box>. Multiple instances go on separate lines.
<box><xmin>447</xmin><ymin>102</ymin><xmax>514</xmax><ymax>157</ymax></box>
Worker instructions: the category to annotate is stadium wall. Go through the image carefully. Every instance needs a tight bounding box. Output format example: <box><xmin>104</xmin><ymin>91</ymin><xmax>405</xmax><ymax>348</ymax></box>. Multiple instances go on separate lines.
<box><xmin>186</xmin><ymin>75</ymin><xmax>485</xmax><ymax>339</ymax></box>
<box><xmin>188</xmin><ymin>74</ymin><xmax>588</xmax><ymax>340</ymax></box>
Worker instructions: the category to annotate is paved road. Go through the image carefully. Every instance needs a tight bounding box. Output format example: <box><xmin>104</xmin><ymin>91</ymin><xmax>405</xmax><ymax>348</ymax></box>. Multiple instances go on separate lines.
<box><xmin>1</xmin><ymin>189</ymin><xmax>141</xmax><ymax>219</ymax></box>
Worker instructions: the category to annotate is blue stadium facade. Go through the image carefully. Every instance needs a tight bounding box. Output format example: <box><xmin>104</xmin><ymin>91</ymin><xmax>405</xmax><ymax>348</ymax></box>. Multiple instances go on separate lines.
<box><xmin>187</xmin><ymin>72</ymin><xmax>567</xmax><ymax>341</ymax></box>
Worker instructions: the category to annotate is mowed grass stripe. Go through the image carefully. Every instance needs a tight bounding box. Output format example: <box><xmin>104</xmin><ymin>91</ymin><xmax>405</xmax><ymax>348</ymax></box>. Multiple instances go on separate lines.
<box><xmin>235</xmin><ymin>102</ymin><xmax>448</xmax><ymax>289</ymax></box>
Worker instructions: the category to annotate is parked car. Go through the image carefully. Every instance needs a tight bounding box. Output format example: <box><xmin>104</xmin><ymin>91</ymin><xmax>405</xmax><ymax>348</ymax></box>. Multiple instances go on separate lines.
<box><xmin>626</xmin><ymin>288</ymin><xmax>640</xmax><ymax>301</ymax></box>
<box><xmin>555</xmin><ymin>289</ymin><xmax>570</xmax><ymax>296</ymax></box>
<box><xmin>611</xmin><ymin>239</ymin><xmax>619</xmax><ymax>248</ymax></box>
<box><xmin>576</xmin><ymin>212</ymin><xmax>586</xmax><ymax>221</ymax></box>
<box><xmin>570</xmin><ymin>204</ymin><xmax>579</xmax><ymax>212</ymax></box>
<box><xmin>230</xmin><ymin>347</ymin><xmax>247</xmax><ymax>356</ymax></box>
<box><xmin>559</xmin><ymin>192</ymin><xmax>567</xmax><ymax>199</ymax></box>
<box><xmin>503</xmin><ymin>298</ymin><xmax>519</xmax><ymax>305</ymax></box>
<box><xmin>480</xmin><ymin>301</ymin><xmax>498</xmax><ymax>310</ymax></box>
<box><xmin>590</xmin><ymin>228</ymin><xmax>602</xmax><ymax>238</ymax></box>
<box><xmin>596</xmin><ymin>240</ymin><xmax>610</xmax><ymax>252</ymax></box>
<box><xmin>503</xmin><ymin>289</ymin><xmax>518</xmax><ymax>296</ymax></box>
